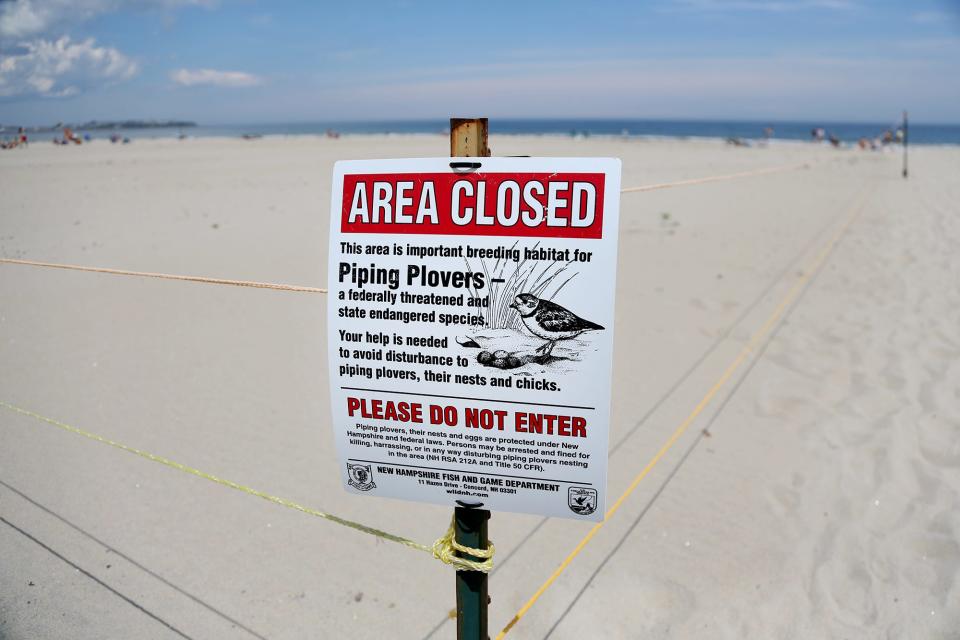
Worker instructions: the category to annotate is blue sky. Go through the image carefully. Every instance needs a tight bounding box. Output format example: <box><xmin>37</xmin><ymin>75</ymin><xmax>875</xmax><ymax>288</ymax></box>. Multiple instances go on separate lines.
<box><xmin>1</xmin><ymin>0</ymin><xmax>959</xmax><ymax>125</ymax></box>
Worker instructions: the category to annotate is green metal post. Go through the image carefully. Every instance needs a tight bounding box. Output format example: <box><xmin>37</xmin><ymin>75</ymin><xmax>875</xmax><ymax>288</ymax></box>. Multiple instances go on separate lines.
<box><xmin>455</xmin><ymin>506</ymin><xmax>489</xmax><ymax>640</ymax></box>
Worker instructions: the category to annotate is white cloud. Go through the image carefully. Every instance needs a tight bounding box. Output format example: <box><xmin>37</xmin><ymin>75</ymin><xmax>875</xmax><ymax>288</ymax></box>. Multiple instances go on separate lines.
<box><xmin>0</xmin><ymin>36</ymin><xmax>137</xmax><ymax>98</ymax></box>
<box><xmin>0</xmin><ymin>0</ymin><xmax>214</xmax><ymax>38</ymax></box>
<box><xmin>170</xmin><ymin>68</ymin><xmax>262</xmax><ymax>88</ymax></box>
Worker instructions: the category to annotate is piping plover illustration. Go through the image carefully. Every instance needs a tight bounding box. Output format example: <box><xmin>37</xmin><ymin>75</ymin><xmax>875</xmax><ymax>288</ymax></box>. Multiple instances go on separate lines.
<box><xmin>509</xmin><ymin>293</ymin><xmax>604</xmax><ymax>357</ymax></box>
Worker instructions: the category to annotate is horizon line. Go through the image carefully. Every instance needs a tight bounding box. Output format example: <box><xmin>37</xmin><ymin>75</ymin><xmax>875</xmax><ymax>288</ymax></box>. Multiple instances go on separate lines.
<box><xmin>8</xmin><ymin>116</ymin><xmax>959</xmax><ymax>128</ymax></box>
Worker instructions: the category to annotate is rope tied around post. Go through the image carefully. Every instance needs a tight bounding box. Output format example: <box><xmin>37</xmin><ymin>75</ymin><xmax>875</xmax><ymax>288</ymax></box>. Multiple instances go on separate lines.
<box><xmin>431</xmin><ymin>516</ymin><xmax>495</xmax><ymax>573</ymax></box>
<box><xmin>0</xmin><ymin>399</ymin><xmax>495</xmax><ymax>572</ymax></box>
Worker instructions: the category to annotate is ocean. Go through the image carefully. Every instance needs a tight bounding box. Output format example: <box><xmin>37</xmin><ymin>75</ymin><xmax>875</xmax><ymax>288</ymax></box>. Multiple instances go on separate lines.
<box><xmin>8</xmin><ymin>119</ymin><xmax>960</xmax><ymax>145</ymax></box>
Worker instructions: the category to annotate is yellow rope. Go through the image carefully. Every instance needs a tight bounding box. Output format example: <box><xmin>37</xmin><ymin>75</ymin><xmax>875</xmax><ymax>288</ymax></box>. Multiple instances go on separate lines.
<box><xmin>0</xmin><ymin>258</ymin><xmax>326</xmax><ymax>293</ymax></box>
<box><xmin>0</xmin><ymin>400</ymin><xmax>492</xmax><ymax>572</ymax></box>
<box><xmin>620</xmin><ymin>162</ymin><xmax>808</xmax><ymax>193</ymax></box>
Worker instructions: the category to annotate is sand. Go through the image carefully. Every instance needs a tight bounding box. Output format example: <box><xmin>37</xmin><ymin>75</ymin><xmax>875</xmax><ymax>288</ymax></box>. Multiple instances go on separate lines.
<box><xmin>1</xmin><ymin>135</ymin><xmax>958</xmax><ymax>639</ymax></box>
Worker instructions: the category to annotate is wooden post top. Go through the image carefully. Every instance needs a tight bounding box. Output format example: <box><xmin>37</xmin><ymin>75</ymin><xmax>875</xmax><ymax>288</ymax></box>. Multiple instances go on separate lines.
<box><xmin>450</xmin><ymin>118</ymin><xmax>490</xmax><ymax>157</ymax></box>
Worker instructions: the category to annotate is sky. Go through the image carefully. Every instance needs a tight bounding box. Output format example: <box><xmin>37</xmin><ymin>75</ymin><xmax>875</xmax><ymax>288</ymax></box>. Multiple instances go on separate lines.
<box><xmin>1</xmin><ymin>0</ymin><xmax>959</xmax><ymax>126</ymax></box>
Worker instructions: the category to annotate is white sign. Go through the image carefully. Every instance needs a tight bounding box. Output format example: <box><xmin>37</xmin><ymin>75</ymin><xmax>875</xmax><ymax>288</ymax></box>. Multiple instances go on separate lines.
<box><xmin>327</xmin><ymin>157</ymin><xmax>621</xmax><ymax>521</ymax></box>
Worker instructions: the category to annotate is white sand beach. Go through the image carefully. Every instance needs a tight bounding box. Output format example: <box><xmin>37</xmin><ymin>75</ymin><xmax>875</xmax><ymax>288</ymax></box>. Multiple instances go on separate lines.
<box><xmin>1</xmin><ymin>135</ymin><xmax>958</xmax><ymax>639</ymax></box>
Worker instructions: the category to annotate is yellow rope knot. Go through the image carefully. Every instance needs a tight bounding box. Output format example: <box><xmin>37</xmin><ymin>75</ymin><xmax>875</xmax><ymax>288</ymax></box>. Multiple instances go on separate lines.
<box><xmin>432</xmin><ymin>516</ymin><xmax>495</xmax><ymax>573</ymax></box>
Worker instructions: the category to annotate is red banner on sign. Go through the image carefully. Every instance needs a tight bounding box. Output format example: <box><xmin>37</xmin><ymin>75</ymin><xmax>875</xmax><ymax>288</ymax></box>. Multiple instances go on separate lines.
<box><xmin>340</xmin><ymin>172</ymin><xmax>605</xmax><ymax>239</ymax></box>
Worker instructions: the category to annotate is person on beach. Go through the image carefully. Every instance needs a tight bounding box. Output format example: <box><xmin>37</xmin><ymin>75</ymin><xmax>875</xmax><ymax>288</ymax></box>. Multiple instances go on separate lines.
<box><xmin>63</xmin><ymin>127</ymin><xmax>82</xmax><ymax>144</ymax></box>
<box><xmin>2</xmin><ymin>131</ymin><xmax>27</xmax><ymax>149</ymax></box>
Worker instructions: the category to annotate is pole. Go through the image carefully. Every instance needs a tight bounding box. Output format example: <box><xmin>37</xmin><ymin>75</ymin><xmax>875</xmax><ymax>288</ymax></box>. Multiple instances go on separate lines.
<box><xmin>454</xmin><ymin>506</ymin><xmax>490</xmax><ymax>640</ymax></box>
<box><xmin>902</xmin><ymin>110</ymin><xmax>909</xmax><ymax>179</ymax></box>
<box><xmin>450</xmin><ymin>117</ymin><xmax>491</xmax><ymax>640</ymax></box>
<box><xmin>450</xmin><ymin>118</ymin><xmax>490</xmax><ymax>158</ymax></box>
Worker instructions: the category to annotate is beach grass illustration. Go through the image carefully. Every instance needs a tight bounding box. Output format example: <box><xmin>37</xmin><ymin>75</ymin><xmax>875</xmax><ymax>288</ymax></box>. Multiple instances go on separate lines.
<box><xmin>460</xmin><ymin>243</ymin><xmax>605</xmax><ymax>372</ymax></box>
<box><xmin>465</xmin><ymin>241</ymin><xmax>578</xmax><ymax>331</ymax></box>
